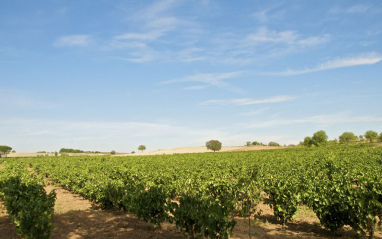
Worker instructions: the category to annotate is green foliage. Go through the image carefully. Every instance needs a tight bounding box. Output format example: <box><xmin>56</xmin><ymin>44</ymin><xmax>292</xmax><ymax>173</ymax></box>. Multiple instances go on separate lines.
<box><xmin>110</xmin><ymin>150</ymin><xmax>116</xmax><ymax>155</ymax></box>
<box><xmin>264</xmin><ymin>167</ymin><xmax>302</xmax><ymax>226</ymax></box>
<box><xmin>206</xmin><ymin>140</ymin><xmax>222</xmax><ymax>152</ymax></box>
<box><xmin>8</xmin><ymin>144</ymin><xmax>382</xmax><ymax>238</ymax></box>
<box><xmin>312</xmin><ymin>130</ymin><xmax>328</xmax><ymax>146</ymax></box>
<box><xmin>130</xmin><ymin>184</ymin><xmax>172</xmax><ymax>228</ymax></box>
<box><xmin>304</xmin><ymin>136</ymin><xmax>312</xmax><ymax>147</ymax></box>
<box><xmin>379</xmin><ymin>132</ymin><xmax>382</xmax><ymax>143</ymax></box>
<box><xmin>0</xmin><ymin>166</ymin><xmax>56</xmax><ymax>239</ymax></box>
<box><xmin>138</xmin><ymin>145</ymin><xmax>146</xmax><ymax>152</ymax></box>
<box><xmin>268</xmin><ymin>141</ymin><xmax>280</xmax><ymax>147</ymax></box>
<box><xmin>364</xmin><ymin>130</ymin><xmax>378</xmax><ymax>143</ymax></box>
<box><xmin>172</xmin><ymin>193</ymin><xmax>236</xmax><ymax>239</ymax></box>
<box><xmin>0</xmin><ymin>145</ymin><xmax>12</xmax><ymax>156</ymax></box>
<box><xmin>309</xmin><ymin>158</ymin><xmax>357</xmax><ymax>233</ymax></box>
<box><xmin>339</xmin><ymin>132</ymin><xmax>357</xmax><ymax>144</ymax></box>
<box><xmin>246</xmin><ymin>141</ymin><xmax>251</xmax><ymax>146</ymax></box>
<box><xmin>252</xmin><ymin>141</ymin><xmax>260</xmax><ymax>146</ymax></box>
<box><xmin>59</xmin><ymin>148</ymin><xmax>84</xmax><ymax>153</ymax></box>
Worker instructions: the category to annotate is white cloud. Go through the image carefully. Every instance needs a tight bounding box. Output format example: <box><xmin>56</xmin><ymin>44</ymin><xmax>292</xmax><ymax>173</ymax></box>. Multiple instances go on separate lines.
<box><xmin>269</xmin><ymin>52</ymin><xmax>382</xmax><ymax>76</ymax></box>
<box><xmin>0</xmin><ymin>89</ymin><xmax>55</xmax><ymax>110</ymax></box>
<box><xmin>330</xmin><ymin>4</ymin><xmax>371</xmax><ymax>14</ymax></box>
<box><xmin>53</xmin><ymin>35</ymin><xmax>92</xmax><ymax>47</ymax></box>
<box><xmin>200</xmin><ymin>95</ymin><xmax>297</xmax><ymax>106</ymax></box>
<box><xmin>0</xmin><ymin>118</ymin><xmax>227</xmax><ymax>152</ymax></box>
<box><xmin>161</xmin><ymin>72</ymin><xmax>242</xmax><ymax>87</ymax></box>
<box><xmin>114</xmin><ymin>31</ymin><xmax>164</xmax><ymax>41</ymax></box>
<box><xmin>237</xmin><ymin>107</ymin><xmax>269</xmax><ymax>116</ymax></box>
<box><xmin>252</xmin><ymin>3</ymin><xmax>285</xmax><ymax>23</ymax></box>
<box><xmin>135</xmin><ymin>0</ymin><xmax>177</xmax><ymax>20</ymax></box>
<box><xmin>247</xmin><ymin>114</ymin><xmax>382</xmax><ymax>128</ymax></box>
<box><xmin>183</xmin><ymin>85</ymin><xmax>210</xmax><ymax>91</ymax></box>
<box><xmin>242</xmin><ymin>27</ymin><xmax>329</xmax><ymax>48</ymax></box>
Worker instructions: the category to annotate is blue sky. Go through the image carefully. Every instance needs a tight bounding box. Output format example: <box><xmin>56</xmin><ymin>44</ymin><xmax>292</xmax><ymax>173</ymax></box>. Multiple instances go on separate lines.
<box><xmin>1</xmin><ymin>0</ymin><xmax>382</xmax><ymax>152</ymax></box>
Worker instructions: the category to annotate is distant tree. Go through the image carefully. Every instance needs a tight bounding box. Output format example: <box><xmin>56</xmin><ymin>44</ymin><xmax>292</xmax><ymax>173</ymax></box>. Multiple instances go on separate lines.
<box><xmin>0</xmin><ymin>145</ymin><xmax>12</xmax><ymax>157</ymax></box>
<box><xmin>110</xmin><ymin>150</ymin><xmax>116</xmax><ymax>155</ymax></box>
<box><xmin>359</xmin><ymin>135</ymin><xmax>364</xmax><ymax>141</ymax></box>
<box><xmin>59</xmin><ymin>148</ymin><xmax>84</xmax><ymax>153</ymax></box>
<box><xmin>138</xmin><ymin>145</ymin><xmax>146</xmax><ymax>152</ymax></box>
<box><xmin>339</xmin><ymin>132</ymin><xmax>356</xmax><ymax>144</ymax></box>
<box><xmin>303</xmin><ymin>136</ymin><xmax>312</xmax><ymax>147</ymax></box>
<box><xmin>11</xmin><ymin>150</ymin><xmax>15</xmax><ymax>153</ymax></box>
<box><xmin>131</xmin><ymin>151</ymin><xmax>135</xmax><ymax>154</ymax></box>
<box><xmin>54</xmin><ymin>151</ymin><xmax>58</xmax><ymax>157</ymax></box>
<box><xmin>312</xmin><ymin>130</ymin><xmax>328</xmax><ymax>146</ymax></box>
<box><xmin>252</xmin><ymin>141</ymin><xmax>260</xmax><ymax>146</ymax></box>
<box><xmin>206</xmin><ymin>140</ymin><xmax>222</xmax><ymax>152</ymax></box>
<box><xmin>246</xmin><ymin>141</ymin><xmax>251</xmax><ymax>146</ymax></box>
<box><xmin>364</xmin><ymin>130</ymin><xmax>378</xmax><ymax>143</ymax></box>
<box><xmin>379</xmin><ymin>132</ymin><xmax>382</xmax><ymax>143</ymax></box>
<box><xmin>268</xmin><ymin>141</ymin><xmax>280</xmax><ymax>146</ymax></box>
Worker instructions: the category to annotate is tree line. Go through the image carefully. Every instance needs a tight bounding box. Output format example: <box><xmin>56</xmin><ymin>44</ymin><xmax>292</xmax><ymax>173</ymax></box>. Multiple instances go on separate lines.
<box><xmin>303</xmin><ymin>130</ymin><xmax>382</xmax><ymax>146</ymax></box>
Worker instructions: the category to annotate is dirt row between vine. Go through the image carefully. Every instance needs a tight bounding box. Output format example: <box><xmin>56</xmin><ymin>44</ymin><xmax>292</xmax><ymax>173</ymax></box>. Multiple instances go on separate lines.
<box><xmin>0</xmin><ymin>161</ymin><xmax>379</xmax><ymax>238</ymax></box>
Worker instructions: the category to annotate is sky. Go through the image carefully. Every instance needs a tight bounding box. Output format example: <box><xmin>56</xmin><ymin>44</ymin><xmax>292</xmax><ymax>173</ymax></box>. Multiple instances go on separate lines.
<box><xmin>1</xmin><ymin>0</ymin><xmax>382</xmax><ymax>153</ymax></box>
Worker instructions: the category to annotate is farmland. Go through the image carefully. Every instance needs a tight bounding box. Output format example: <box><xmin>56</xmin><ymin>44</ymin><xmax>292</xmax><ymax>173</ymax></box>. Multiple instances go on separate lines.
<box><xmin>1</xmin><ymin>144</ymin><xmax>382</xmax><ymax>238</ymax></box>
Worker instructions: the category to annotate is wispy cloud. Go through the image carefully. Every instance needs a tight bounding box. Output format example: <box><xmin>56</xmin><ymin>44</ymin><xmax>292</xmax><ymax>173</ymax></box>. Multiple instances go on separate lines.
<box><xmin>53</xmin><ymin>35</ymin><xmax>92</xmax><ymax>47</ymax></box>
<box><xmin>242</xmin><ymin>27</ymin><xmax>330</xmax><ymax>48</ymax></box>
<box><xmin>114</xmin><ymin>31</ymin><xmax>164</xmax><ymax>41</ymax></box>
<box><xmin>247</xmin><ymin>114</ymin><xmax>382</xmax><ymax>128</ymax></box>
<box><xmin>161</xmin><ymin>72</ymin><xmax>242</xmax><ymax>91</ymax></box>
<box><xmin>0</xmin><ymin>118</ymin><xmax>226</xmax><ymax>152</ymax></box>
<box><xmin>200</xmin><ymin>95</ymin><xmax>297</xmax><ymax>106</ymax></box>
<box><xmin>268</xmin><ymin>52</ymin><xmax>382</xmax><ymax>76</ymax></box>
<box><xmin>252</xmin><ymin>3</ymin><xmax>284</xmax><ymax>23</ymax></box>
<box><xmin>134</xmin><ymin>0</ymin><xmax>177</xmax><ymax>20</ymax></box>
<box><xmin>330</xmin><ymin>4</ymin><xmax>371</xmax><ymax>14</ymax></box>
<box><xmin>237</xmin><ymin>107</ymin><xmax>269</xmax><ymax>116</ymax></box>
<box><xmin>0</xmin><ymin>89</ymin><xmax>55</xmax><ymax>110</ymax></box>
<box><xmin>183</xmin><ymin>85</ymin><xmax>210</xmax><ymax>91</ymax></box>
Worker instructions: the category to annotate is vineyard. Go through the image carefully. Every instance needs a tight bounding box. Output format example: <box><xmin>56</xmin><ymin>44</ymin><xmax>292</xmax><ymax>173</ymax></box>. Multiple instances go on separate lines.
<box><xmin>1</xmin><ymin>145</ymin><xmax>382</xmax><ymax>238</ymax></box>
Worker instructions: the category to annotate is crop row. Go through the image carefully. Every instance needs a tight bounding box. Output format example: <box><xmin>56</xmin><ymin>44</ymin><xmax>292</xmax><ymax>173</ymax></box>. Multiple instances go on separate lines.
<box><xmin>0</xmin><ymin>162</ymin><xmax>56</xmax><ymax>239</ymax></box>
<box><xmin>7</xmin><ymin>145</ymin><xmax>382</xmax><ymax>238</ymax></box>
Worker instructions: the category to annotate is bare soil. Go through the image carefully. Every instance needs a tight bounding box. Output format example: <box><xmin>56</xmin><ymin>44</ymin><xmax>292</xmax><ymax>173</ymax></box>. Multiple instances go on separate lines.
<box><xmin>6</xmin><ymin>145</ymin><xmax>282</xmax><ymax>158</ymax></box>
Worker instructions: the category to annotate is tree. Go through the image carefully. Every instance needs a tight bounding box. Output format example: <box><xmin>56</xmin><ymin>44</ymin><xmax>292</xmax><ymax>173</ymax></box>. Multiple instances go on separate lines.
<box><xmin>364</xmin><ymin>130</ymin><xmax>378</xmax><ymax>143</ymax></box>
<box><xmin>246</xmin><ymin>141</ymin><xmax>251</xmax><ymax>146</ymax></box>
<box><xmin>268</xmin><ymin>141</ymin><xmax>280</xmax><ymax>146</ymax></box>
<box><xmin>379</xmin><ymin>132</ymin><xmax>382</xmax><ymax>143</ymax></box>
<box><xmin>339</xmin><ymin>132</ymin><xmax>356</xmax><ymax>144</ymax></box>
<box><xmin>303</xmin><ymin>136</ymin><xmax>312</xmax><ymax>147</ymax></box>
<box><xmin>138</xmin><ymin>145</ymin><xmax>146</xmax><ymax>152</ymax></box>
<box><xmin>312</xmin><ymin>130</ymin><xmax>328</xmax><ymax>146</ymax></box>
<box><xmin>0</xmin><ymin>145</ymin><xmax>12</xmax><ymax>157</ymax></box>
<box><xmin>110</xmin><ymin>150</ymin><xmax>116</xmax><ymax>155</ymax></box>
<box><xmin>252</xmin><ymin>141</ymin><xmax>260</xmax><ymax>146</ymax></box>
<box><xmin>206</xmin><ymin>140</ymin><xmax>222</xmax><ymax>152</ymax></box>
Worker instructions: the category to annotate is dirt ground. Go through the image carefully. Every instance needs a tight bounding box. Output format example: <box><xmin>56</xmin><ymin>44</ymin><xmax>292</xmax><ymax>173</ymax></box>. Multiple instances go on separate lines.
<box><xmin>6</xmin><ymin>145</ymin><xmax>282</xmax><ymax>158</ymax></box>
